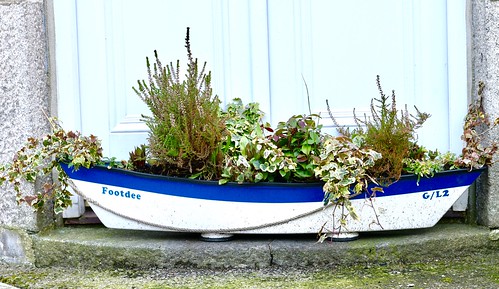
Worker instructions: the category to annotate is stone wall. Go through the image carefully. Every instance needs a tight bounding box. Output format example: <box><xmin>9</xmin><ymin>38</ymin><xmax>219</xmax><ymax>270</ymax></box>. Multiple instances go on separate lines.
<box><xmin>470</xmin><ymin>0</ymin><xmax>499</xmax><ymax>228</ymax></box>
<box><xmin>0</xmin><ymin>0</ymin><xmax>53</xmax><ymax>234</ymax></box>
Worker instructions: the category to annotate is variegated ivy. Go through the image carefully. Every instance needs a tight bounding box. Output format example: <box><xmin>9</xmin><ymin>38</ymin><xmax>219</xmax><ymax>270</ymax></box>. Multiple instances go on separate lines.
<box><xmin>314</xmin><ymin>136</ymin><xmax>382</xmax><ymax>226</ymax></box>
<box><xmin>0</xmin><ymin>117</ymin><xmax>102</xmax><ymax>214</ymax></box>
<box><xmin>220</xmin><ymin>100</ymin><xmax>297</xmax><ymax>184</ymax></box>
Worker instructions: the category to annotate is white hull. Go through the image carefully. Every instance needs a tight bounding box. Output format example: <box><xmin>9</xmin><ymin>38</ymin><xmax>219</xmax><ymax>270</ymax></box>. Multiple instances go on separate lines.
<box><xmin>63</xmin><ymin>165</ymin><xmax>484</xmax><ymax>235</ymax></box>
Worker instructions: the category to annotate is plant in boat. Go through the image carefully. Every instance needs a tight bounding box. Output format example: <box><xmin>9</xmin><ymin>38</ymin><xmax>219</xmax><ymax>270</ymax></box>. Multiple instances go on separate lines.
<box><xmin>454</xmin><ymin>81</ymin><xmax>498</xmax><ymax>169</ymax></box>
<box><xmin>328</xmin><ymin>75</ymin><xmax>431</xmax><ymax>186</ymax></box>
<box><xmin>313</xmin><ymin>136</ymin><xmax>381</xmax><ymax>228</ymax></box>
<box><xmin>219</xmin><ymin>99</ymin><xmax>297</xmax><ymax>184</ymax></box>
<box><xmin>272</xmin><ymin>114</ymin><xmax>323</xmax><ymax>181</ymax></box>
<box><xmin>220</xmin><ymin>101</ymin><xmax>324</xmax><ymax>184</ymax></box>
<box><xmin>133</xmin><ymin>27</ymin><xmax>226</xmax><ymax>180</ymax></box>
<box><xmin>401</xmin><ymin>81</ymin><xmax>498</xmax><ymax>181</ymax></box>
<box><xmin>1</xmin><ymin>28</ymin><xmax>498</xmax><ymax>239</ymax></box>
<box><xmin>0</xmin><ymin>117</ymin><xmax>103</xmax><ymax>214</ymax></box>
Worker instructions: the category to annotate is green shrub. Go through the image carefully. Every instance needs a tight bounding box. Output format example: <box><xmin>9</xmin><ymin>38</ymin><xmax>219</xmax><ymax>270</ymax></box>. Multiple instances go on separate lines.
<box><xmin>328</xmin><ymin>75</ymin><xmax>430</xmax><ymax>185</ymax></box>
<box><xmin>219</xmin><ymin>99</ymin><xmax>297</xmax><ymax>184</ymax></box>
<box><xmin>133</xmin><ymin>28</ymin><xmax>225</xmax><ymax>180</ymax></box>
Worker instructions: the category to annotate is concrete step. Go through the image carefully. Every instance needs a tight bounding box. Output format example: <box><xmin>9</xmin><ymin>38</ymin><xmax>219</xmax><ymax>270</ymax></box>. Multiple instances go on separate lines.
<box><xmin>30</xmin><ymin>223</ymin><xmax>498</xmax><ymax>270</ymax></box>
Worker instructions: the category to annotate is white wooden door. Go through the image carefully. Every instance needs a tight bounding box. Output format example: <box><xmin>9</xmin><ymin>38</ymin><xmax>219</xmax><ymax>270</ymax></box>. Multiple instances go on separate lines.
<box><xmin>54</xmin><ymin>0</ymin><xmax>468</xmax><ymax>160</ymax></box>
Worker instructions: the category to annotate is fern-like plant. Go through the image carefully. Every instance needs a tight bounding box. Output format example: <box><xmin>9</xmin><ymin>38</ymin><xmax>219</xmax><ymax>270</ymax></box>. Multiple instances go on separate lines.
<box><xmin>133</xmin><ymin>28</ymin><xmax>226</xmax><ymax>180</ymax></box>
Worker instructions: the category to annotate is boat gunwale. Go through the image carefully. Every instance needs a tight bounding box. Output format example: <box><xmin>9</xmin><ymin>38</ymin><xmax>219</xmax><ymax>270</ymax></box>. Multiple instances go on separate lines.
<box><xmin>61</xmin><ymin>162</ymin><xmax>486</xmax><ymax>188</ymax></box>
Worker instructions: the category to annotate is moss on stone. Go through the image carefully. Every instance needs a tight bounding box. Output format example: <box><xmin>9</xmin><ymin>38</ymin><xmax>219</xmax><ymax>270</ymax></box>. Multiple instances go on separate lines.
<box><xmin>1</xmin><ymin>252</ymin><xmax>498</xmax><ymax>288</ymax></box>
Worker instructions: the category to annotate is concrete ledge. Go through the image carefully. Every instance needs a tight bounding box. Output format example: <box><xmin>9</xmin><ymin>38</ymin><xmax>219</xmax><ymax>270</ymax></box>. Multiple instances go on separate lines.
<box><xmin>0</xmin><ymin>227</ymin><xmax>34</xmax><ymax>264</ymax></box>
<box><xmin>31</xmin><ymin>223</ymin><xmax>498</xmax><ymax>270</ymax></box>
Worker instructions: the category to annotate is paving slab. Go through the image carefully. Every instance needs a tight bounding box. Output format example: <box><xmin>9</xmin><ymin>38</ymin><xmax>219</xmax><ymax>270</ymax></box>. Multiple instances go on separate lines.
<box><xmin>0</xmin><ymin>283</ymin><xmax>17</xmax><ymax>289</ymax></box>
<box><xmin>30</xmin><ymin>223</ymin><xmax>498</xmax><ymax>270</ymax></box>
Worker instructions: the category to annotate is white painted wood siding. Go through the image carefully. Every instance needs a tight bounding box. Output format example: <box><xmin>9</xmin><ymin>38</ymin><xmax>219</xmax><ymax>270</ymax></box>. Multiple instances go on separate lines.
<box><xmin>54</xmin><ymin>0</ymin><xmax>468</xmax><ymax>160</ymax></box>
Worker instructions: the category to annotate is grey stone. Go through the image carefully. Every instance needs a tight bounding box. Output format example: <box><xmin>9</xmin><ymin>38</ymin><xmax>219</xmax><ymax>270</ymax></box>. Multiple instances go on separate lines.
<box><xmin>0</xmin><ymin>0</ymin><xmax>53</xmax><ymax>231</ymax></box>
<box><xmin>0</xmin><ymin>283</ymin><xmax>18</xmax><ymax>289</ymax></box>
<box><xmin>471</xmin><ymin>0</ymin><xmax>499</xmax><ymax>228</ymax></box>
<box><xmin>489</xmin><ymin>229</ymin><xmax>499</xmax><ymax>241</ymax></box>
<box><xmin>30</xmin><ymin>224</ymin><xmax>498</xmax><ymax>270</ymax></box>
<box><xmin>0</xmin><ymin>227</ymin><xmax>34</xmax><ymax>264</ymax></box>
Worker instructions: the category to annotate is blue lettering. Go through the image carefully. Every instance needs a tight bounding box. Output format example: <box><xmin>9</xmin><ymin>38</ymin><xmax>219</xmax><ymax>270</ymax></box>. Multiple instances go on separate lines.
<box><xmin>423</xmin><ymin>190</ymin><xmax>450</xmax><ymax>200</ymax></box>
<box><xmin>101</xmin><ymin>187</ymin><xmax>141</xmax><ymax>201</ymax></box>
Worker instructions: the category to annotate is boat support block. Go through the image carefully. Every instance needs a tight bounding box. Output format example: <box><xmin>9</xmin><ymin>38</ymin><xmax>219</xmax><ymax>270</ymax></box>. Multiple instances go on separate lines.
<box><xmin>328</xmin><ymin>232</ymin><xmax>359</xmax><ymax>242</ymax></box>
<box><xmin>200</xmin><ymin>232</ymin><xmax>234</xmax><ymax>242</ymax></box>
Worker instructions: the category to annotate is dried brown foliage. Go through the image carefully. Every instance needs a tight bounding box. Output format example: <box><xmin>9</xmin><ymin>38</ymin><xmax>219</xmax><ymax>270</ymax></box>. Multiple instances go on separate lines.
<box><xmin>455</xmin><ymin>81</ymin><xmax>499</xmax><ymax>169</ymax></box>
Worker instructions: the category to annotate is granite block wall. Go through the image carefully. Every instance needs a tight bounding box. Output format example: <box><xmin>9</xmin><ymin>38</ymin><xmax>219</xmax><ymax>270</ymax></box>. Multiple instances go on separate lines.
<box><xmin>471</xmin><ymin>0</ymin><xmax>499</xmax><ymax>228</ymax></box>
<box><xmin>0</xmin><ymin>0</ymin><xmax>53</xmax><ymax>233</ymax></box>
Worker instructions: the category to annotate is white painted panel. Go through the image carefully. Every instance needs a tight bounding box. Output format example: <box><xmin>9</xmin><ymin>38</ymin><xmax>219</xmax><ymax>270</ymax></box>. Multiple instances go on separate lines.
<box><xmin>53</xmin><ymin>0</ymin><xmax>81</xmax><ymax>131</ymax></box>
<box><xmin>304</xmin><ymin>0</ymin><xmax>411</xmax><ymax>133</ymax></box>
<box><xmin>211</xmin><ymin>0</ymin><xmax>271</xmax><ymax>117</ymax></box>
<box><xmin>54</xmin><ymin>0</ymin><xmax>468</xmax><ymax>162</ymax></box>
<box><xmin>410</xmin><ymin>0</ymin><xmax>450</xmax><ymax>151</ymax></box>
<box><xmin>73</xmin><ymin>0</ymin><xmax>111</xmax><ymax>153</ymax></box>
<box><xmin>266</xmin><ymin>0</ymin><xmax>312</xmax><ymax>124</ymax></box>
<box><xmin>447</xmin><ymin>0</ymin><xmax>469</xmax><ymax>154</ymax></box>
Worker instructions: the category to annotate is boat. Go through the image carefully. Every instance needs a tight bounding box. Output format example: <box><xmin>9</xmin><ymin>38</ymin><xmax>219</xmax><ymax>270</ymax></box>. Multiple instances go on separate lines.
<box><xmin>61</xmin><ymin>163</ymin><xmax>485</xmax><ymax>240</ymax></box>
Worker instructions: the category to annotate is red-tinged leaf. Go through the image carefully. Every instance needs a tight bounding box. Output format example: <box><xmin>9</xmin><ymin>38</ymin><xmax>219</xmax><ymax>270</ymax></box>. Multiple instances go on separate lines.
<box><xmin>43</xmin><ymin>183</ymin><xmax>53</xmax><ymax>193</ymax></box>
<box><xmin>263</xmin><ymin>126</ymin><xmax>274</xmax><ymax>133</ymax></box>
<box><xmin>24</xmin><ymin>195</ymin><xmax>38</xmax><ymax>206</ymax></box>
<box><xmin>296</xmin><ymin>154</ymin><xmax>307</xmax><ymax>163</ymax></box>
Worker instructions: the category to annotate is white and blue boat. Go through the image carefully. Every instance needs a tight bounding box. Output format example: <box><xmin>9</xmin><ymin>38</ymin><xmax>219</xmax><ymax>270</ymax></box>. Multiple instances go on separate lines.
<box><xmin>61</xmin><ymin>163</ymin><xmax>484</xmax><ymax>239</ymax></box>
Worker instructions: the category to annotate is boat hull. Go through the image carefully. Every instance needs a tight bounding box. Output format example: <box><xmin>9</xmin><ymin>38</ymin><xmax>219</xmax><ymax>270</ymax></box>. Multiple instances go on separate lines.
<box><xmin>62</xmin><ymin>164</ymin><xmax>484</xmax><ymax>234</ymax></box>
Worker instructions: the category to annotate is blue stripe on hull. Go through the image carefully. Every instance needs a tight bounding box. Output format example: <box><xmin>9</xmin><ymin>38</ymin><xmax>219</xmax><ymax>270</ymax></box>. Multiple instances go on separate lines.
<box><xmin>61</xmin><ymin>163</ymin><xmax>484</xmax><ymax>203</ymax></box>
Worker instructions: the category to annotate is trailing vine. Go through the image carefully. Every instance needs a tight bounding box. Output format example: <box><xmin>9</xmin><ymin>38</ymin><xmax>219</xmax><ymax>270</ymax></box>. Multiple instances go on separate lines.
<box><xmin>313</xmin><ymin>136</ymin><xmax>382</xmax><ymax>233</ymax></box>
<box><xmin>454</xmin><ymin>81</ymin><xmax>499</xmax><ymax>169</ymax></box>
<box><xmin>0</xmin><ymin>117</ymin><xmax>103</xmax><ymax>214</ymax></box>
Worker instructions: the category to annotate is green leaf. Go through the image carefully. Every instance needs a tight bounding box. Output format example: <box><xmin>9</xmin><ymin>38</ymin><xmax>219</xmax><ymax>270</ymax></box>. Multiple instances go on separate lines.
<box><xmin>301</xmin><ymin>144</ymin><xmax>312</xmax><ymax>156</ymax></box>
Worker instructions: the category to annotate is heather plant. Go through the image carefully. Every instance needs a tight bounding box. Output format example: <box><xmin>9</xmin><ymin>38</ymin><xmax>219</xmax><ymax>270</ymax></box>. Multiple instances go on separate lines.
<box><xmin>328</xmin><ymin>75</ymin><xmax>430</xmax><ymax>185</ymax></box>
<box><xmin>133</xmin><ymin>28</ymin><xmax>225</xmax><ymax>180</ymax></box>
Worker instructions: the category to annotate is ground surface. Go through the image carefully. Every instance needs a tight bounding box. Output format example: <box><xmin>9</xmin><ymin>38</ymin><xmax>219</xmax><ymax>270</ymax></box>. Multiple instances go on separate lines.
<box><xmin>1</xmin><ymin>252</ymin><xmax>498</xmax><ymax>289</ymax></box>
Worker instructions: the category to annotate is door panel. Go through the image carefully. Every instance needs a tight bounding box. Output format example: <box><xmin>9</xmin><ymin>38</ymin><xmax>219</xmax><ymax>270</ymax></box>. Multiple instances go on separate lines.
<box><xmin>54</xmin><ymin>0</ymin><xmax>467</xmax><ymax>160</ymax></box>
